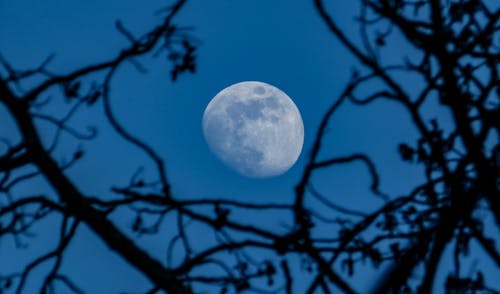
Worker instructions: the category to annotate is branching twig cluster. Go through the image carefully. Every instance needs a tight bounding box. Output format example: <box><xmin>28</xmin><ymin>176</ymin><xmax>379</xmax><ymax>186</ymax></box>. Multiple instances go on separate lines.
<box><xmin>0</xmin><ymin>0</ymin><xmax>498</xmax><ymax>293</ymax></box>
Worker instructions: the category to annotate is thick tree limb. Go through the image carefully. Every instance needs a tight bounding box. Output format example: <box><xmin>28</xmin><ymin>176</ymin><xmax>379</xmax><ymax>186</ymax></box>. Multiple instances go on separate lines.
<box><xmin>0</xmin><ymin>80</ymin><xmax>190</xmax><ymax>294</ymax></box>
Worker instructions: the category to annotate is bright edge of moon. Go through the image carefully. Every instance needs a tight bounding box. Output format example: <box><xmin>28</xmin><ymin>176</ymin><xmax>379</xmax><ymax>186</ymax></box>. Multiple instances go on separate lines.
<box><xmin>202</xmin><ymin>81</ymin><xmax>304</xmax><ymax>178</ymax></box>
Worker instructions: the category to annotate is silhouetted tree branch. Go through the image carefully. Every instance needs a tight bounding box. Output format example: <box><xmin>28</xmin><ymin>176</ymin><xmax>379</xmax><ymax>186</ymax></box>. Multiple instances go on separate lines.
<box><xmin>0</xmin><ymin>0</ymin><xmax>499</xmax><ymax>293</ymax></box>
<box><xmin>312</xmin><ymin>0</ymin><xmax>499</xmax><ymax>292</ymax></box>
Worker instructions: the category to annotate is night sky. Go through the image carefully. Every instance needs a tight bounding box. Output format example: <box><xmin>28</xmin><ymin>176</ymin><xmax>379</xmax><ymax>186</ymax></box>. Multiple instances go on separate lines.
<box><xmin>1</xmin><ymin>0</ymin><xmax>498</xmax><ymax>293</ymax></box>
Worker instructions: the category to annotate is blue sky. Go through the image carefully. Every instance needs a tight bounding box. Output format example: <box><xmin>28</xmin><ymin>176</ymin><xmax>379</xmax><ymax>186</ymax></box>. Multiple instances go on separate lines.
<box><xmin>2</xmin><ymin>0</ymin><xmax>497</xmax><ymax>293</ymax></box>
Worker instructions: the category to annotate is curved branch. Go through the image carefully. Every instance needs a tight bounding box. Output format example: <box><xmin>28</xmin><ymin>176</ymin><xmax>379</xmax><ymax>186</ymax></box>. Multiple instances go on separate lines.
<box><xmin>101</xmin><ymin>66</ymin><xmax>171</xmax><ymax>196</ymax></box>
<box><xmin>1</xmin><ymin>78</ymin><xmax>190</xmax><ymax>293</ymax></box>
<box><xmin>313</xmin><ymin>153</ymin><xmax>388</xmax><ymax>201</ymax></box>
<box><xmin>24</xmin><ymin>0</ymin><xmax>187</xmax><ymax>102</ymax></box>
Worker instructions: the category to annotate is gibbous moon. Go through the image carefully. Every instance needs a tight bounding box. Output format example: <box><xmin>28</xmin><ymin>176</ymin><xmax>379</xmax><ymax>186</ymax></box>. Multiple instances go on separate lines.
<box><xmin>202</xmin><ymin>81</ymin><xmax>304</xmax><ymax>178</ymax></box>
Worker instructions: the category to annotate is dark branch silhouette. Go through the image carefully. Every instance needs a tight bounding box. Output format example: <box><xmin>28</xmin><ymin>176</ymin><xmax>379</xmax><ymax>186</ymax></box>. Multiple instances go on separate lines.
<box><xmin>0</xmin><ymin>0</ymin><xmax>499</xmax><ymax>293</ymax></box>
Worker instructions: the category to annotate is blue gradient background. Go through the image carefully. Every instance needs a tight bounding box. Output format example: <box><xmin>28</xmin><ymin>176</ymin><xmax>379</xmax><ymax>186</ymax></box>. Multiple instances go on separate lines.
<box><xmin>1</xmin><ymin>0</ymin><xmax>498</xmax><ymax>293</ymax></box>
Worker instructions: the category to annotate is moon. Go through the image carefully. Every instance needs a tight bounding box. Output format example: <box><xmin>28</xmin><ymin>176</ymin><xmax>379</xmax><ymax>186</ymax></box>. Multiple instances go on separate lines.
<box><xmin>202</xmin><ymin>81</ymin><xmax>304</xmax><ymax>178</ymax></box>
